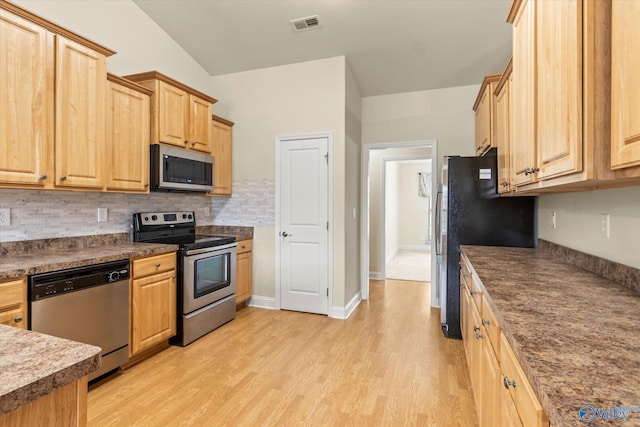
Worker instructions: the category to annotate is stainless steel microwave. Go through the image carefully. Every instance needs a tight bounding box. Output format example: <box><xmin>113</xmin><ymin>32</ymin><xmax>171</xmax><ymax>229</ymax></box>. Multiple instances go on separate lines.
<box><xmin>150</xmin><ymin>144</ymin><xmax>214</xmax><ymax>193</ymax></box>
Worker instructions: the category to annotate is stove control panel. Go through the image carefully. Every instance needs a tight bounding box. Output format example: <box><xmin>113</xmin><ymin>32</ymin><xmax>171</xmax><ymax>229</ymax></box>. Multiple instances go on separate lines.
<box><xmin>138</xmin><ymin>211</ymin><xmax>194</xmax><ymax>226</ymax></box>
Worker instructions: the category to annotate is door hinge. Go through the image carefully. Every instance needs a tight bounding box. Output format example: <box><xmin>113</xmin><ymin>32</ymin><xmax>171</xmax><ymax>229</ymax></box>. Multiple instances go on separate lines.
<box><xmin>324</xmin><ymin>152</ymin><xmax>328</xmax><ymax>164</ymax></box>
<box><xmin>326</xmin><ymin>221</ymin><xmax>329</xmax><ymax>230</ymax></box>
<box><xmin>326</xmin><ymin>288</ymin><xmax>329</xmax><ymax>297</ymax></box>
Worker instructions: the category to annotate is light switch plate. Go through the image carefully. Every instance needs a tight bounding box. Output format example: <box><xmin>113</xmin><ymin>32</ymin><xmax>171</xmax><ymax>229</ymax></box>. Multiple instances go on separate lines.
<box><xmin>0</xmin><ymin>208</ymin><xmax>10</xmax><ymax>227</ymax></box>
<box><xmin>97</xmin><ymin>208</ymin><xmax>108</xmax><ymax>223</ymax></box>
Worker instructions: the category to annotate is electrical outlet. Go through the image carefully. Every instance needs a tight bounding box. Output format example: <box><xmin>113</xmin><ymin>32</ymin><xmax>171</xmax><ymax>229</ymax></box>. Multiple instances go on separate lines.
<box><xmin>204</xmin><ymin>207</ymin><xmax>211</xmax><ymax>217</ymax></box>
<box><xmin>551</xmin><ymin>211</ymin><xmax>557</xmax><ymax>229</ymax></box>
<box><xmin>0</xmin><ymin>208</ymin><xmax>10</xmax><ymax>227</ymax></box>
<box><xmin>97</xmin><ymin>208</ymin><xmax>108</xmax><ymax>223</ymax></box>
<box><xmin>600</xmin><ymin>214</ymin><xmax>610</xmax><ymax>238</ymax></box>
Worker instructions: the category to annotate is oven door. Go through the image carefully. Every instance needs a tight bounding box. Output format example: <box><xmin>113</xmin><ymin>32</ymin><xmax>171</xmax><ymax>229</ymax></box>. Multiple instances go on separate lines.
<box><xmin>183</xmin><ymin>243</ymin><xmax>237</xmax><ymax>314</ymax></box>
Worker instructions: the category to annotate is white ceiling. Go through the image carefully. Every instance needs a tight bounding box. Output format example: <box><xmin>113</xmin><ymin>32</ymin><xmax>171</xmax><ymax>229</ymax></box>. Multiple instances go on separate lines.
<box><xmin>133</xmin><ymin>0</ymin><xmax>513</xmax><ymax>97</ymax></box>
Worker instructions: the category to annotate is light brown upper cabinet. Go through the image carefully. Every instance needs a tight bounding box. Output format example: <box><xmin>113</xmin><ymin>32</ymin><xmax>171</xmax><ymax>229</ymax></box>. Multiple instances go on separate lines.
<box><xmin>124</xmin><ymin>71</ymin><xmax>217</xmax><ymax>154</ymax></box>
<box><xmin>106</xmin><ymin>74</ymin><xmax>152</xmax><ymax>192</ymax></box>
<box><xmin>208</xmin><ymin>115</ymin><xmax>234</xmax><ymax>197</ymax></box>
<box><xmin>0</xmin><ymin>1</ymin><xmax>115</xmax><ymax>191</ymax></box>
<box><xmin>507</xmin><ymin>0</ymin><xmax>637</xmax><ymax>193</ymax></box>
<box><xmin>55</xmin><ymin>36</ymin><xmax>107</xmax><ymax>189</ymax></box>
<box><xmin>473</xmin><ymin>74</ymin><xmax>501</xmax><ymax>156</ymax></box>
<box><xmin>610</xmin><ymin>0</ymin><xmax>640</xmax><ymax>177</ymax></box>
<box><xmin>494</xmin><ymin>60</ymin><xmax>513</xmax><ymax>194</ymax></box>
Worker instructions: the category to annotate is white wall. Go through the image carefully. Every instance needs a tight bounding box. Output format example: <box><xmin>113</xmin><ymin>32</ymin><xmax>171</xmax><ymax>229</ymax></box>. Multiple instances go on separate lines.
<box><xmin>208</xmin><ymin>57</ymin><xmax>347</xmax><ymax>306</ymax></box>
<box><xmin>538</xmin><ymin>186</ymin><xmax>640</xmax><ymax>269</ymax></box>
<box><xmin>398</xmin><ymin>160</ymin><xmax>431</xmax><ymax>248</ymax></box>
<box><xmin>384</xmin><ymin>161</ymin><xmax>401</xmax><ymax>262</ymax></box>
<box><xmin>13</xmin><ymin>0</ymin><xmax>213</xmax><ymax>94</ymax></box>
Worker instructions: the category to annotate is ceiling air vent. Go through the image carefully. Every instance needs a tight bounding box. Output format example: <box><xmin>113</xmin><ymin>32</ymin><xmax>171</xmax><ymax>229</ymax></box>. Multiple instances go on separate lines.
<box><xmin>290</xmin><ymin>15</ymin><xmax>320</xmax><ymax>32</ymax></box>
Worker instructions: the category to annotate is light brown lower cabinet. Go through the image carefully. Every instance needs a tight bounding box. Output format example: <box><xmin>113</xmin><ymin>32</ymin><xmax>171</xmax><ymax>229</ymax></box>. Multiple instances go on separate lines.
<box><xmin>0</xmin><ymin>276</ymin><xmax>27</xmax><ymax>329</ymax></box>
<box><xmin>460</xmin><ymin>253</ymin><xmax>548</xmax><ymax>427</ymax></box>
<box><xmin>235</xmin><ymin>239</ymin><xmax>253</xmax><ymax>308</ymax></box>
<box><xmin>130</xmin><ymin>252</ymin><xmax>177</xmax><ymax>356</ymax></box>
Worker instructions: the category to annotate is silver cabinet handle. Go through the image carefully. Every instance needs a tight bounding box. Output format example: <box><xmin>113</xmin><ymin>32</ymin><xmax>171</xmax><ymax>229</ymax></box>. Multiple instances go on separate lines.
<box><xmin>60</xmin><ymin>176</ymin><xmax>67</xmax><ymax>181</ymax></box>
<box><xmin>531</xmin><ymin>166</ymin><xmax>540</xmax><ymax>173</ymax></box>
<box><xmin>473</xmin><ymin>325</ymin><xmax>480</xmax><ymax>332</ymax></box>
<box><xmin>482</xmin><ymin>319</ymin><xmax>490</xmax><ymax>326</ymax></box>
<box><xmin>503</xmin><ymin>376</ymin><xmax>517</xmax><ymax>389</ymax></box>
<box><xmin>144</xmin><ymin>182</ymin><xmax>149</xmax><ymax>187</ymax></box>
<box><xmin>14</xmin><ymin>316</ymin><xmax>22</xmax><ymax>323</ymax></box>
<box><xmin>470</xmin><ymin>290</ymin><xmax>478</xmax><ymax>296</ymax></box>
<box><xmin>155</xmin><ymin>263</ymin><xmax>161</xmax><ymax>267</ymax></box>
<box><xmin>475</xmin><ymin>332</ymin><xmax>484</xmax><ymax>339</ymax></box>
<box><xmin>39</xmin><ymin>174</ymin><xmax>47</xmax><ymax>180</ymax></box>
<box><xmin>172</xmin><ymin>275</ymin><xmax>176</xmax><ymax>279</ymax></box>
<box><xmin>191</xmin><ymin>141</ymin><xmax>196</xmax><ymax>146</ymax></box>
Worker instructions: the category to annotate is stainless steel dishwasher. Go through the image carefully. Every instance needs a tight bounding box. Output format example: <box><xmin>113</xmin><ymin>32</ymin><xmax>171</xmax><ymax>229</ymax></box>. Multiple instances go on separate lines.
<box><xmin>29</xmin><ymin>260</ymin><xmax>130</xmax><ymax>381</ymax></box>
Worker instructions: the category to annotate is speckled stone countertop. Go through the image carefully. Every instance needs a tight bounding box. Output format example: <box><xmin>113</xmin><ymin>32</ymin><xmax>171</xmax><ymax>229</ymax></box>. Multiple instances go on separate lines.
<box><xmin>0</xmin><ymin>324</ymin><xmax>101</xmax><ymax>415</ymax></box>
<box><xmin>461</xmin><ymin>245</ymin><xmax>640</xmax><ymax>427</ymax></box>
<box><xmin>0</xmin><ymin>234</ymin><xmax>178</xmax><ymax>280</ymax></box>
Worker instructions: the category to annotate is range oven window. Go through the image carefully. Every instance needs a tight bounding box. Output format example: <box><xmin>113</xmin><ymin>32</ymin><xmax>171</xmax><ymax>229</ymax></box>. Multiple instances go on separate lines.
<box><xmin>194</xmin><ymin>253</ymin><xmax>230</xmax><ymax>298</ymax></box>
<box><xmin>163</xmin><ymin>154</ymin><xmax>212</xmax><ymax>185</ymax></box>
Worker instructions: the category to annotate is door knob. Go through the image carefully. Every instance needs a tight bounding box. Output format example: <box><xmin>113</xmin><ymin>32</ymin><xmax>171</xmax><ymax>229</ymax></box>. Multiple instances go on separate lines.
<box><xmin>281</xmin><ymin>231</ymin><xmax>292</xmax><ymax>237</ymax></box>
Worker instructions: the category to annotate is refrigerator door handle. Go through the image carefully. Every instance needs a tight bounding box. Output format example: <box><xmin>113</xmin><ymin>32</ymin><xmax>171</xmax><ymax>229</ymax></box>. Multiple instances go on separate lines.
<box><xmin>435</xmin><ymin>190</ymin><xmax>442</xmax><ymax>255</ymax></box>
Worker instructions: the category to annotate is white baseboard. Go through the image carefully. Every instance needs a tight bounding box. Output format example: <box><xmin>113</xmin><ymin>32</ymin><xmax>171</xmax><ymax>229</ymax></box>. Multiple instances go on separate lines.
<box><xmin>329</xmin><ymin>291</ymin><xmax>362</xmax><ymax>320</ymax></box>
<box><xmin>399</xmin><ymin>244</ymin><xmax>431</xmax><ymax>251</ymax></box>
<box><xmin>247</xmin><ymin>295</ymin><xmax>277</xmax><ymax>310</ymax></box>
<box><xmin>369</xmin><ymin>271</ymin><xmax>384</xmax><ymax>280</ymax></box>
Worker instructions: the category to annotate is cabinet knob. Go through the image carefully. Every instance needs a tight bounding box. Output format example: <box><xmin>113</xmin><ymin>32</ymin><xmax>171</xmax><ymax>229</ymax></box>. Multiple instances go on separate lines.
<box><xmin>172</xmin><ymin>275</ymin><xmax>176</xmax><ymax>279</ymax></box>
<box><xmin>39</xmin><ymin>174</ymin><xmax>47</xmax><ymax>180</ymax></box>
<box><xmin>14</xmin><ymin>316</ymin><xmax>22</xmax><ymax>323</ymax></box>
<box><xmin>155</xmin><ymin>263</ymin><xmax>161</xmax><ymax>267</ymax></box>
<box><xmin>475</xmin><ymin>332</ymin><xmax>484</xmax><ymax>340</ymax></box>
<box><xmin>144</xmin><ymin>182</ymin><xmax>149</xmax><ymax>187</ymax></box>
<box><xmin>184</xmin><ymin>140</ymin><xmax>189</xmax><ymax>145</ymax></box>
<box><xmin>531</xmin><ymin>166</ymin><xmax>540</xmax><ymax>173</ymax></box>
<box><xmin>523</xmin><ymin>167</ymin><xmax>531</xmax><ymax>176</ymax></box>
<box><xmin>470</xmin><ymin>290</ymin><xmax>478</xmax><ymax>296</ymax></box>
<box><xmin>482</xmin><ymin>319</ymin><xmax>490</xmax><ymax>326</ymax></box>
<box><xmin>473</xmin><ymin>325</ymin><xmax>480</xmax><ymax>332</ymax></box>
<box><xmin>60</xmin><ymin>176</ymin><xmax>67</xmax><ymax>181</ymax></box>
<box><xmin>503</xmin><ymin>376</ymin><xmax>517</xmax><ymax>389</ymax></box>
<box><xmin>191</xmin><ymin>141</ymin><xmax>196</xmax><ymax>146</ymax></box>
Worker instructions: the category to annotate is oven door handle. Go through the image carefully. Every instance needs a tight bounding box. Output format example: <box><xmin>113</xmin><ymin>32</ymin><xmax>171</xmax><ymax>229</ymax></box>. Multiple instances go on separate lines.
<box><xmin>184</xmin><ymin>243</ymin><xmax>237</xmax><ymax>256</ymax></box>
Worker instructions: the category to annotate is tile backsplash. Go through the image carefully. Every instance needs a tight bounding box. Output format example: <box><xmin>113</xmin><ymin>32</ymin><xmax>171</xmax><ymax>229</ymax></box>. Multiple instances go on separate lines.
<box><xmin>0</xmin><ymin>179</ymin><xmax>274</xmax><ymax>242</ymax></box>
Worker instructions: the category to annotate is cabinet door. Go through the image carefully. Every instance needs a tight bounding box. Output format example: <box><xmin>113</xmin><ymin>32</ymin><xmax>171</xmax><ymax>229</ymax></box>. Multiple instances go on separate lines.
<box><xmin>461</xmin><ymin>283</ymin><xmax>470</xmax><ymax>360</ymax></box>
<box><xmin>210</xmin><ymin>118</ymin><xmax>233</xmax><ymax>195</ymax></box>
<box><xmin>236</xmin><ymin>249</ymin><xmax>252</xmax><ymax>305</ymax></box>
<box><xmin>501</xmin><ymin>383</ymin><xmax>524</xmax><ymax>427</ymax></box>
<box><xmin>0</xmin><ymin>277</ymin><xmax>27</xmax><ymax>329</ymax></box>
<box><xmin>55</xmin><ymin>35</ymin><xmax>106</xmax><ymax>189</ymax></box>
<box><xmin>157</xmin><ymin>80</ymin><xmax>189</xmax><ymax>148</ymax></box>
<box><xmin>189</xmin><ymin>95</ymin><xmax>211</xmax><ymax>153</ymax></box>
<box><xmin>495</xmin><ymin>73</ymin><xmax>512</xmax><ymax>193</ymax></box>
<box><xmin>536</xmin><ymin>0</ymin><xmax>582</xmax><ymax>180</ymax></box>
<box><xmin>470</xmin><ymin>301</ymin><xmax>483</xmax><ymax>422</ymax></box>
<box><xmin>0</xmin><ymin>9</ymin><xmax>51</xmax><ymax>186</ymax></box>
<box><xmin>475</xmin><ymin>87</ymin><xmax>491</xmax><ymax>156</ymax></box>
<box><xmin>611</xmin><ymin>0</ymin><xmax>640</xmax><ymax>170</ymax></box>
<box><xmin>131</xmin><ymin>270</ymin><xmax>176</xmax><ymax>355</ymax></box>
<box><xmin>106</xmin><ymin>81</ymin><xmax>150</xmax><ymax>192</ymax></box>
<box><xmin>481</xmin><ymin>336</ymin><xmax>500</xmax><ymax>427</ymax></box>
<box><xmin>511</xmin><ymin>0</ymin><xmax>537</xmax><ymax>186</ymax></box>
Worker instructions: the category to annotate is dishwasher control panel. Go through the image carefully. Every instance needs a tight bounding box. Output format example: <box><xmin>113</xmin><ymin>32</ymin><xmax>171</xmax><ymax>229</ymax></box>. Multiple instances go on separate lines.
<box><xmin>29</xmin><ymin>260</ymin><xmax>130</xmax><ymax>301</ymax></box>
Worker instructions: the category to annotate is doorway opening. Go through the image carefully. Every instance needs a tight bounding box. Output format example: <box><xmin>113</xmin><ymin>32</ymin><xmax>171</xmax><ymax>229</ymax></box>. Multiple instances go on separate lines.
<box><xmin>360</xmin><ymin>140</ymin><xmax>438</xmax><ymax>306</ymax></box>
<box><xmin>384</xmin><ymin>159</ymin><xmax>432</xmax><ymax>283</ymax></box>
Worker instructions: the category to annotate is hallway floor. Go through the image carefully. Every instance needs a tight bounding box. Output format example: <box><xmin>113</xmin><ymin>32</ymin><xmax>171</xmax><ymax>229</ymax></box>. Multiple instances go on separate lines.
<box><xmin>386</xmin><ymin>249</ymin><xmax>431</xmax><ymax>282</ymax></box>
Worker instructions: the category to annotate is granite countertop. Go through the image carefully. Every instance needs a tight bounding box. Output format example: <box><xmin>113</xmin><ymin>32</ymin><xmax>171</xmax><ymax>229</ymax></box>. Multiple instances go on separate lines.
<box><xmin>196</xmin><ymin>225</ymin><xmax>254</xmax><ymax>242</ymax></box>
<box><xmin>461</xmin><ymin>245</ymin><xmax>640</xmax><ymax>426</ymax></box>
<box><xmin>0</xmin><ymin>242</ymin><xmax>178</xmax><ymax>280</ymax></box>
<box><xmin>0</xmin><ymin>324</ymin><xmax>101</xmax><ymax>415</ymax></box>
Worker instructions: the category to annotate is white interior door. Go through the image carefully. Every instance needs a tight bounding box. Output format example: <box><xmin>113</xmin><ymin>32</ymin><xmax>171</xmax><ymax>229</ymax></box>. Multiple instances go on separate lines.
<box><xmin>279</xmin><ymin>136</ymin><xmax>329</xmax><ymax>315</ymax></box>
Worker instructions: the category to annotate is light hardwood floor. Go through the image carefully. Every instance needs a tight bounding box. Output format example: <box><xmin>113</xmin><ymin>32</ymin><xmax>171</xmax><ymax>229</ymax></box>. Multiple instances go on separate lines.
<box><xmin>88</xmin><ymin>280</ymin><xmax>477</xmax><ymax>426</ymax></box>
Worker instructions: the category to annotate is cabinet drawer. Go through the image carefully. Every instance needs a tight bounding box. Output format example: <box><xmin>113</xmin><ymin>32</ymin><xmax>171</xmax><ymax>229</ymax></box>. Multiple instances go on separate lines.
<box><xmin>0</xmin><ymin>307</ymin><xmax>26</xmax><ymax>328</ymax></box>
<box><xmin>460</xmin><ymin>255</ymin><xmax>472</xmax><ymax>291</ymax></box>
<box><xmin>500</xmin><ymin>333</ymin><xmax>548</xmax><ymax>427</ymax></box>
<box><xmin>237</xmin><ymin>239</ymin><xmax>252</xmax><ymax>254</ymax></box>
<box><xmin>0</xmin><ymin>277</ymin><xmax>26</xmax><ymax>311</ymax></box>
<box><xmin>482</xmin><ymin>297</ymin><xmax>500</xmax><ymax>359</ymax></box>
<box><xmin>133</xmin><ymin>252</ymin><xmax>177</xmax><ymax>278</ymax></box>
<box><xmin>470</xmin><ymin>274</ymin><xmax>483</xmax><ymax>310</ymax></box>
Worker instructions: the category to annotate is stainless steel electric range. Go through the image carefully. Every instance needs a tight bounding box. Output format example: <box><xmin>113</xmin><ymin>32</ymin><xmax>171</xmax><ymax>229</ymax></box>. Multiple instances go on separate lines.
<box><xmin>133</xmin><ymin>211</ymin><xmax>237</xmax><ymax>346</ymax></box>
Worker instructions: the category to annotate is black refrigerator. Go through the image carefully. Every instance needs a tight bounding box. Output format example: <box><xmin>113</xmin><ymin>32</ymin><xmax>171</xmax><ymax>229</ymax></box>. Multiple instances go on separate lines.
<box><xmin>436</xmin><ymin>148</ymin><xmax>536</xmax><ymax>339</ymax></box>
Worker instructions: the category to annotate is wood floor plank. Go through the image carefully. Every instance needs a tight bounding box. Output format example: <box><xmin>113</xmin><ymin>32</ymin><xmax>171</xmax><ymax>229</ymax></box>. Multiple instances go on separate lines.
<box><xmin>88</xmin><ymin>279</ymin><xmax>478</xmax><ymax>426</ymax></box>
